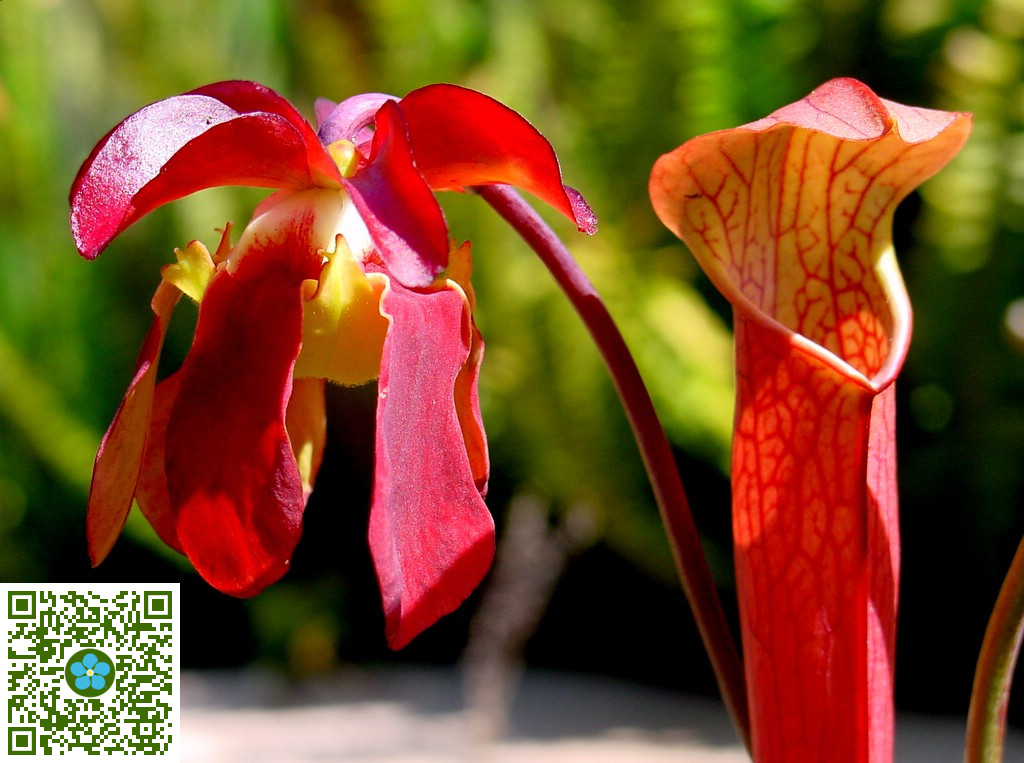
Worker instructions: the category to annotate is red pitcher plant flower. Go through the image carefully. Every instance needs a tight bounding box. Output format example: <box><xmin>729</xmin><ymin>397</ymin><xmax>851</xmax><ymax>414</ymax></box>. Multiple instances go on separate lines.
<box><xmin>70</xmin><ymin>81</ymin><xmax>596</xmax><ymax>649</ymax></box>
<box><xmin>650</xmin><ymin>79</ymin><xmax>970</xmax><ymax>760</ymax></box>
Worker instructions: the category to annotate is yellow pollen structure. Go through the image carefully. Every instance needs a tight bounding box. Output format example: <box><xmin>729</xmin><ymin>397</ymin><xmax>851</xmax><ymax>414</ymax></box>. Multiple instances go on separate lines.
<box><xmin>162</xmin><ymin>240</ymin><xmax>217</xmax><ymax>303</ymax></box>
<box><xmin>327</xmin><ymin>139</ymin><xmax>360</xmax><ymax>178</ymax></box>
<box><xmin>293</xmin><ymin>234</ymin><xmax>389</xmax><ymax>385</ymax></box>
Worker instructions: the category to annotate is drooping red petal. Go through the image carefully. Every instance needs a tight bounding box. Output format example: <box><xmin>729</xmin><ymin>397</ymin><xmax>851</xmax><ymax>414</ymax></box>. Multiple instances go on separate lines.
<box><xmin>445</xmin><ymin>242</ymin><xmax>489</xmax><ymax>494</ymax></box>
<box><xmin>70</xmin><ymin>81</ymin><xmax>340</xmax><ymax>260</ymax></box>
<box><xmin>163</xmin><ymin>216</ymin><xmax>323</xmax><ymax>597</ymax></box>
<box><xmin>370</xmin><ymin>274</ymin><xmax>494</xmax><ymax>649</ymax></box>
<box><xmin>188</xmin><ymin>81</ymin><xmax>315</xmax><ymax>133</ymax></box>
<box><xmin>343</xmin><ymin>100</ymin><xmax>451</xmax><ymax>288</ymax></box>
<box><xmin>650</xmin><ymin>79</ymin><xmax>970</xmax><ymax>761</ymax></box>
<box><xmin>135</xmin><ymin>372</ymin><xmax>185</xmax><ymax>555</ymax></box>
<box><xmin>86</xmin><ymin>282</ymin><xmax>180</xmax><ymax>566</ymax></box>
<box><xmin>398</xmin><ymin>84</ymin><xmax>597</xmax><ymax>234</ymax></box>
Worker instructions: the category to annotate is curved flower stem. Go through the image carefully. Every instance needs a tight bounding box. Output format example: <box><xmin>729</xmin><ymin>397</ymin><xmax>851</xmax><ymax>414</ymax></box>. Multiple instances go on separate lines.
<box><xmin>476</xmin><ymin>183</ymin><xmax>750</xmax><ymax>751</ymax></box>
<box><xmin>966</xmin><ymin>533</ymin><xmax>1024</xmax><ymax>763</ymax></box>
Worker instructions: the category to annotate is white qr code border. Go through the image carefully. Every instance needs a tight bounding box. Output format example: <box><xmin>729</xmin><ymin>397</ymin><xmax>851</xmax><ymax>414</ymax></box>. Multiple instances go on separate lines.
<box><xmin>2</xmin><ymin>583</ymin><xmax>180</xmax><ymax>760</ymax></box>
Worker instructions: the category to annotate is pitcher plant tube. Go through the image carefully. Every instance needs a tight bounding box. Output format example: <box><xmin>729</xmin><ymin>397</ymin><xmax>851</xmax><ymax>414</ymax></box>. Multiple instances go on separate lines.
<box><xmin>650</xmin><ymin>79</ymin><xmax>970</xmax><ymax>761</ymax></box>
<box><xmin>70</xmin><ymin>80</ymin><xmax>596</xmax><ymax>649</ymax></box>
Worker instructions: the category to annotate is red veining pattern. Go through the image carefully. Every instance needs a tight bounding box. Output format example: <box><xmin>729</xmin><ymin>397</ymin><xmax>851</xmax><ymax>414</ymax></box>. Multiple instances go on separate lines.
<box><xmin>650</xmin><ymin>79</ymin><xmax>970</xmax><ymax>762</ymax></box>
<box><xmin>665</xmin><ymin>120</ymin><xmax>964</xmax><ymax>382</ymax></box>
<box><xmin>733</xmin><ymin>317</ymin><xmax>889</xmax><ymax>760</ymax></box>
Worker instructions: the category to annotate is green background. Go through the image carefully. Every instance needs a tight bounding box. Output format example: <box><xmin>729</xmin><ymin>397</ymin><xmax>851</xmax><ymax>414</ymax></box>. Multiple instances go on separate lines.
<box><xmin>1</xmin><ymin>0</ymin><xmax>1022</xmax><ymax>725</ymax></box>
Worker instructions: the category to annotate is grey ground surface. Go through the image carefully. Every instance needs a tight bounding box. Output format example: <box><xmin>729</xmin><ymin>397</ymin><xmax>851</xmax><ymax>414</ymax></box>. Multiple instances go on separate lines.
<box><xmin>181</xmin><ymin>666</ymin><xmax>1024</xmax><ymax>762</ymax></box>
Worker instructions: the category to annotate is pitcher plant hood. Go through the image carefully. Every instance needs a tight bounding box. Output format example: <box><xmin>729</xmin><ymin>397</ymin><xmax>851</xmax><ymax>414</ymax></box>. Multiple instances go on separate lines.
<box><xmin>650</xmin><ymin>78</ymin><xmax>970</xmax><ymax>761</ymax></box>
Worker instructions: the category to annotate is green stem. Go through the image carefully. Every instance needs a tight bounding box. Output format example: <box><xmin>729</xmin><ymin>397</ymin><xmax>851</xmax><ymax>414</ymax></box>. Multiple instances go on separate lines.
<box><xmin>477</xmin><ymin>184</ymin><xmax>751</xmax><ymax>751</ymax></box>
<box><xmin>966</xmin><ymin>533</ymin><xmax>1024</xmax><ymax>763</ymax></box>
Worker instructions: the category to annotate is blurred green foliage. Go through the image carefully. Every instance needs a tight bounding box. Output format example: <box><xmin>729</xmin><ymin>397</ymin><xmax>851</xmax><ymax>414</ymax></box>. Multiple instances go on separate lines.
<box><xmin>2</xmin><ymin>0</ymin><xmax>1024</xmax><ymax>719</ymax></box>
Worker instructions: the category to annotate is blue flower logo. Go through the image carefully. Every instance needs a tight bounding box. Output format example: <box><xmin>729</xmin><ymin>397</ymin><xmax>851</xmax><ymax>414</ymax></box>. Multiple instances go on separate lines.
<box><xmin>65</xmin><ymin>648</ymin><xmax>115</xmax><ymax>697</ymax></box>
<box><xmin>70</xmin><ymin>652</ymin><xmax>109</xmax><ymax>690</ymax></box>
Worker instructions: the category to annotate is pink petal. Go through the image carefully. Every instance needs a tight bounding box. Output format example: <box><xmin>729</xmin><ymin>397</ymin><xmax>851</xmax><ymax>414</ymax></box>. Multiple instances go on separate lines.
<box><xmin>343</xmin><ymin>100</ymin><xmax>451</xmax><ymax>288</ymax></box>
<box><xmin>370</xmin><ymin>274</ymin><xmax>494</xmax><ymax>649</ymax></box>
<box><xmin>86</xmin><ymin>282</ymin><xmax>180</xmax><ymax>566</ymax></box>
<box><xmin>164</xmin><ymin>219</ymin><xmax>323</xmax><ymax>597</ymax></box>
<box><xmin>317</xmin><ymin>92</ymin><xmax>394</xmax><ymax>148</ymax></box>
<box><xmin>398</xmin><ymin>84</ymin><xmax>597</xmax><ymax>234</ymax></box>
<box><xmin>70</xmin><ymin>81</ymin><xmax>340</xmax><ymax>260</ymax></box>
<box><xmin>314</xmin><ymin>97</ymin><xmax>338</xmax><ymax>129</ymax></box>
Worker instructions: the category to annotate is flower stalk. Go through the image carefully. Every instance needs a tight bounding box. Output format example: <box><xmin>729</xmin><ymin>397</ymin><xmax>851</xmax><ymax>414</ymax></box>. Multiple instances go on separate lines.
<box><xmin>967</xmin><ymin>532</ymin><xmax>1024</xmax><ymax>763</ymax></box>
<box><xmin>477</xmin><ymin>183</ymin><xmax>751</xmax><ymax>750</ymax></box>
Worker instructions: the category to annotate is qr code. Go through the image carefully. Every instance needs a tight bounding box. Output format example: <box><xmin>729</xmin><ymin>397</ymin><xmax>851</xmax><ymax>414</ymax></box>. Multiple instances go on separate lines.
<box><xmin>2</xmin><ymin>584</ymin><xmax>179</xmax><ymax>759</ymax></box>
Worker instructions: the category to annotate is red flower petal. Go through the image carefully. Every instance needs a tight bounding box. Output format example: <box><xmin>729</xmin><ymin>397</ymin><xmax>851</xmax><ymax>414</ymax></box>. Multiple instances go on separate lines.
<box><xmin>399</xmin><ymin>84</ymin><xmax>597</xmax><ymax>234</ymax></box>
<box><xmin>139</xmin><ymin>375</ymin><xmax>328</xmax><ymax>555</ymax></box>
<box><xmin>370</xmin><ymin>275</ymin><xmax>494</xmax><ymax>649</ymax></box>
<box><xmin>164</xmin><ymin>217</ymin><xmax>323</xmax><ymax>597</ymax></box>
<box><xmin>343</xmin><ymin>100</ymin><xmax>451</xmax><ymax>288</ymax></box>
<box><xmin>447</xmin><ymin>241</ymin><xmax>489</xmax><ymax>494</ymax></box>
<box><xmin>188</xmin><ymin>81</ymin><xmax>314</xmax><ymax>134</ymax></box>
<box><xmin>70</xmin><ymin>81</ymin><xmax>340</xmax><ymax>260</ymax></box>
<box><xmin>135</xmin><ymin>372</ymin><xmax>185</xmax><ymax>555</ymax></box>
<box><xmin>86</xmin><ymin>282</ymin><xmax>180</xmax><ymax>566</ymax></box>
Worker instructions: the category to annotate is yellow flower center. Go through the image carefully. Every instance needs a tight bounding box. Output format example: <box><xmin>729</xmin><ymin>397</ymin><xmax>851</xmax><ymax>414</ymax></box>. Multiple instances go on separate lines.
<box><xmin>293</xmin><ymin>233</ymin><xmax>389</xmax><ymax>385</ymax></box>
<box><xmin>161</xmin><ymin>186</ymin><xmax>390</xmax><ymax>386</ymax></box>
<box><xmin>326</xmin><ymin>139</ymin><xmax>360</xmax><ymax>178</ymax></box>
<box><xmin>162</xmin><ymin>240</ymin><xmax>217</xmax><ymax>302</ymax></box>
